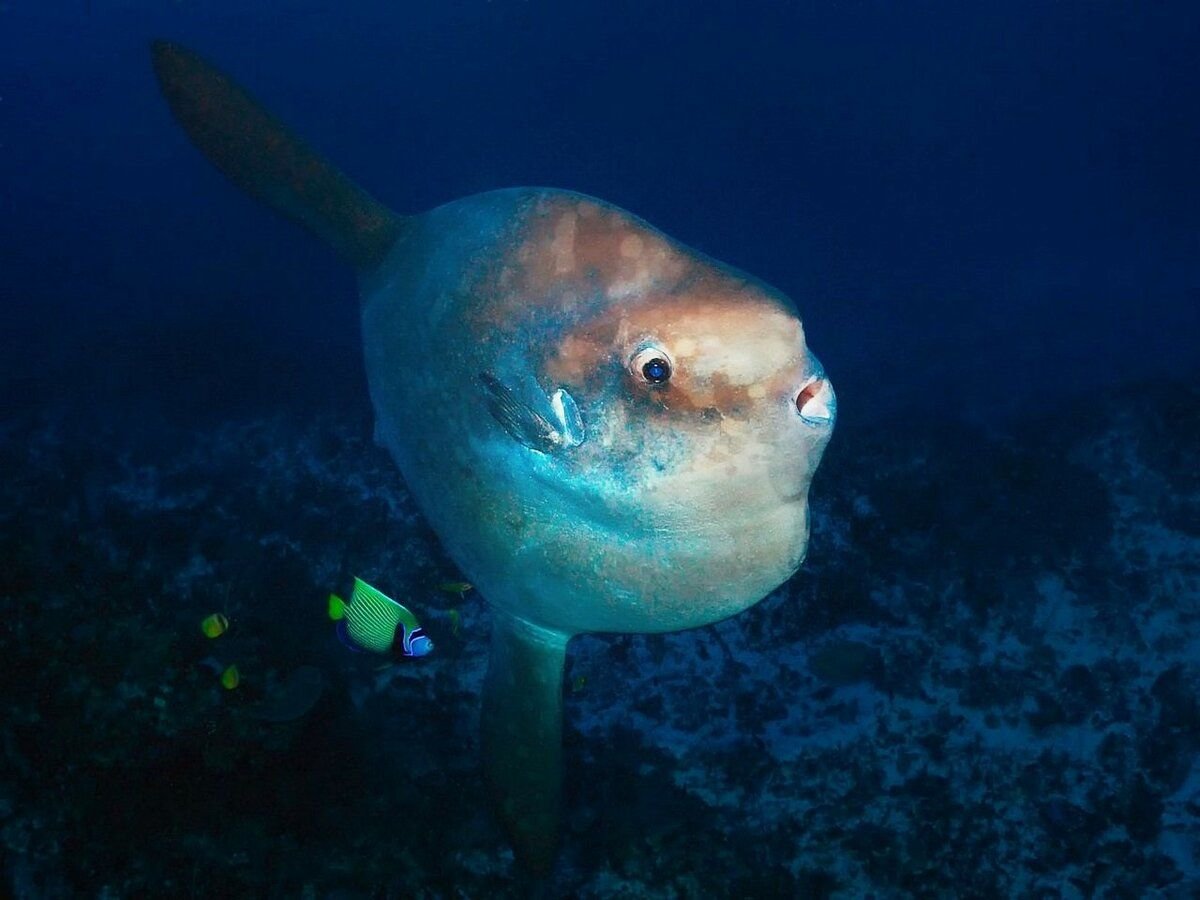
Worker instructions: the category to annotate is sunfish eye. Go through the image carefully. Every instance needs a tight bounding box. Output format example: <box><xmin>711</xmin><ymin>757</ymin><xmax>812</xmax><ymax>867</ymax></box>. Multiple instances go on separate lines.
<box><xmin>642</xmin><ymin>357</ymin><xmax>670</xmax><ymax>383</ymax></box>
<box><xmin>630</xmin><ymin>345</ymin><xmax>673</xmax><ymax>385</ymax></box>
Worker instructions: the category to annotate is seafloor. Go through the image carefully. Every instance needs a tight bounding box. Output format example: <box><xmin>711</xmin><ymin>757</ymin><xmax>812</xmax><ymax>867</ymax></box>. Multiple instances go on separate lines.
<box><xmin>1</xmin><ymin>370</ymin><xmax>1197</xmax><ymax>898</ymax></box>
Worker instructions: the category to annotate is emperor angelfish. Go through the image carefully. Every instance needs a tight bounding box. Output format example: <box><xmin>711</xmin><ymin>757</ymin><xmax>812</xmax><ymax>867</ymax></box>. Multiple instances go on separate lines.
<box><xmin>330</xmin><ymin>577</ymin><xmax>433</xmax><ymax>658</ymax></box>
<box><xmin>151</xmin><ymin>41</ymin><xmax>836</xmax><ymax>874</ymax></box>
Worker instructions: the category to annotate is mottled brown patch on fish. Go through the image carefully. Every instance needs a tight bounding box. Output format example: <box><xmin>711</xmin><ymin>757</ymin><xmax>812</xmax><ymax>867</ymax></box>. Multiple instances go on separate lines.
<box><xmin>545</xmin><ymin>282</ymin><xmax>802</xmax><ymax>420</ymax></box>
<box><xmin>628</xmin><ymin>370</ymin><xmax>758</xmax><ymax>422</ymax></box>
<box><xmin>468</xmin><ymin>194</ymin><xmax>700</xmax><ymax>333</ymax></box>
<box><xmin>543</xmin><ymin>316</ymin><xmax>621</xmax><ymax>387</ymax></box>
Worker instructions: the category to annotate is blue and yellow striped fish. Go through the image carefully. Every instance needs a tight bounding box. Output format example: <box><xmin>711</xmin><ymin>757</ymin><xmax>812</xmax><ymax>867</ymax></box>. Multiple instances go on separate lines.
<box><xmin>328</xmin><ymin>577</ymin><xmax>433</xmax><ymax>658</ymax></box>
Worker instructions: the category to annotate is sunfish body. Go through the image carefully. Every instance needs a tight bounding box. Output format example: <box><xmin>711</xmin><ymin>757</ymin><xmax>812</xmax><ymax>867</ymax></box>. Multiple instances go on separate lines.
<box><xmin>152</xmin><ymin>42</ymin><xmax>836</xmax><ymax>872</ymax></box>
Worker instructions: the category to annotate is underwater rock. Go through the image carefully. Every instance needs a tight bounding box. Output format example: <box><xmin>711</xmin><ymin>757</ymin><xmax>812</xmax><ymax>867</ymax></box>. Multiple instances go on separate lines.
<box><xmin>5</xmin><ymin>368</ymin><xmax>1200</xmax><ymax>894</ymax></box>
<box><xmin>248</xmin><ymin>666</ymin><xmax>325</xmax><ymax>723</ymax></box>
<box><xmin>808</xmin><ymin>638</ymin><xmax>883</xmax><ymax>687</ymax></box>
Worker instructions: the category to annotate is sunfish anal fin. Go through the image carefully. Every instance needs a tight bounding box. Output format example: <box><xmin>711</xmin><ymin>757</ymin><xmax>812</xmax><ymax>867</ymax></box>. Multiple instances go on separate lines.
<box><xmin>150</xmin><ymin>40</ymin><xmax>407</xmax><ymax>271</ymax></box>
<box><xmin>482</xmin><ymin>611</ymin><xmax>570</xmax><ymax>874</ymax></box>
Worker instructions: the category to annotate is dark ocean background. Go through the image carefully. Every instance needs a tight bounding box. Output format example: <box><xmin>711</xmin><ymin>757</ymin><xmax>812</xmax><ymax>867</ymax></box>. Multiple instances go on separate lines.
<box><xmin>2</xmin><ymin>2</ymin><xmax>1198</xmax><ymax>897</ymax></box>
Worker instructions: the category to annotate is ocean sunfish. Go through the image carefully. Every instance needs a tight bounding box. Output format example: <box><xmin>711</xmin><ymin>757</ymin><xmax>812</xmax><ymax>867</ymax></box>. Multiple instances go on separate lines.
<box><xmin>151</xmin><ymin>41</ymin><xmax>836</xmax><ymax>873</ymax></box>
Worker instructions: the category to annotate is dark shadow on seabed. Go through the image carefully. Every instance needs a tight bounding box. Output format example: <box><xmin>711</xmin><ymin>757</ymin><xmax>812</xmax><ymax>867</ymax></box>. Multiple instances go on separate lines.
<box><xmin>1</xmin><ymin>345</ymin><xmax>1197</xmax><ymax>894</ymax></box>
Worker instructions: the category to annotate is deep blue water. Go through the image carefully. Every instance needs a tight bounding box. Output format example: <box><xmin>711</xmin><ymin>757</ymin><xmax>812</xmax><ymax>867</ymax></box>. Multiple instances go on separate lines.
<box><xmin>2</xmin><ymin>2</ymin><xmax>1199</xmax><ymax>896</ymax></box>
<box><xmin>4</xmin><ymin>1</ymin><xmax>1198</xmax><ymax>423</ymax></box>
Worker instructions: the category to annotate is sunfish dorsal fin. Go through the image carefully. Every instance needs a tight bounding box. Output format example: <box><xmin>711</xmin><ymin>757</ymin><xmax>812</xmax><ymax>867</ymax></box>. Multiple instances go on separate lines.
<box><xmin>151</xmin><ymin>40</ymin><xmax>407</xmax><ymax>271</ymax></box>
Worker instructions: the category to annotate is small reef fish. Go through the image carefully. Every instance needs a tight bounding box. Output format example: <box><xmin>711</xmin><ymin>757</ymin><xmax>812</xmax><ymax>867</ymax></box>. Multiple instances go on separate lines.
<box><xmin>437</xmin><ymin>581</ymin><xmax>473</xmax><ymax>598</ymax></box>
<box><xmin>200</xmin><ymin>613</ymin><xmax>229</xmax><ymax>638</ymax></box>
<box><xmin>328</xmin><ymin>577</ymin><xmax>433</xmax><ymax>658</ymax></box>
<box><xmin>220</xmin><ymin>664</ymin><xmax>240</xmax><ymax>690</ymax></box>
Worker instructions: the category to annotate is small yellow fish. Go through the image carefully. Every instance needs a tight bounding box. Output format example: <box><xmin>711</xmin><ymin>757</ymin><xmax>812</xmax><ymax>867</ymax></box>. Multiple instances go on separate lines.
<box><xmin>571</xmin><ymin>675</ymin><xmax>587</xmax><ymax>694</ymax></box>
<box><xmin>328</xmin><ymin>593</ymin><xmax>347</xmax><ymax>621</ymax></box>
<box><xmin>437</xmin><ymin>581</ymin><xmax>473</xmax><ymax>598</ymax></box>
<box><xmin>220</xmin><ymin>664</ymin><xmax>240</xmax><ymax>690</ymax></box>
<box><xmin>448</xmin><ymin>608</ymin><xmax>461</xmax><ymax>637</ymax></box>
<box><xmin>201</xmin><ymin>613</ymin><xmax>229</xmax><ymax>638</ymax></box>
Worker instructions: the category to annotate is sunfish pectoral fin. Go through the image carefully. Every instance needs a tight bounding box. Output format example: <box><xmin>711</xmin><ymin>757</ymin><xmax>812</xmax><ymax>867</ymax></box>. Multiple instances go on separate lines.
<box><xmin>150</xmin><ymin>40</ymin><xmax>408</xmax><ymax>272</ymax></box>
<box><xmin>482</xmin><ymin>612</ymin><xmax>570</xmax><ymax>874</ymax></box>
<box><xmin>548</xmin><ymin>387</ymin><xmax>584</xmax><ymax>446</ymax></box>
<box><xmin>479</xmin><ymin>372</ymin><xmax>584</xmax><ymax>454</ymax></box>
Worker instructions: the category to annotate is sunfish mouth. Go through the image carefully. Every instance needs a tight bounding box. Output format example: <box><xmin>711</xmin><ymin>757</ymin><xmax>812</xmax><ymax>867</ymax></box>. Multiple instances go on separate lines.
<box><xmin>795</xmin><ymin>374</ymin><xmax>837</xmax><ymax>427</ymax></box>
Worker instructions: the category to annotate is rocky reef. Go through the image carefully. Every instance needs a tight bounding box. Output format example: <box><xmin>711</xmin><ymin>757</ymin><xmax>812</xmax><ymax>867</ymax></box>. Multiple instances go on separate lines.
<box><xmin>1</xmin><ymin>374</ymin><xmax>1197</xmax><ymax>897</ymax></box>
